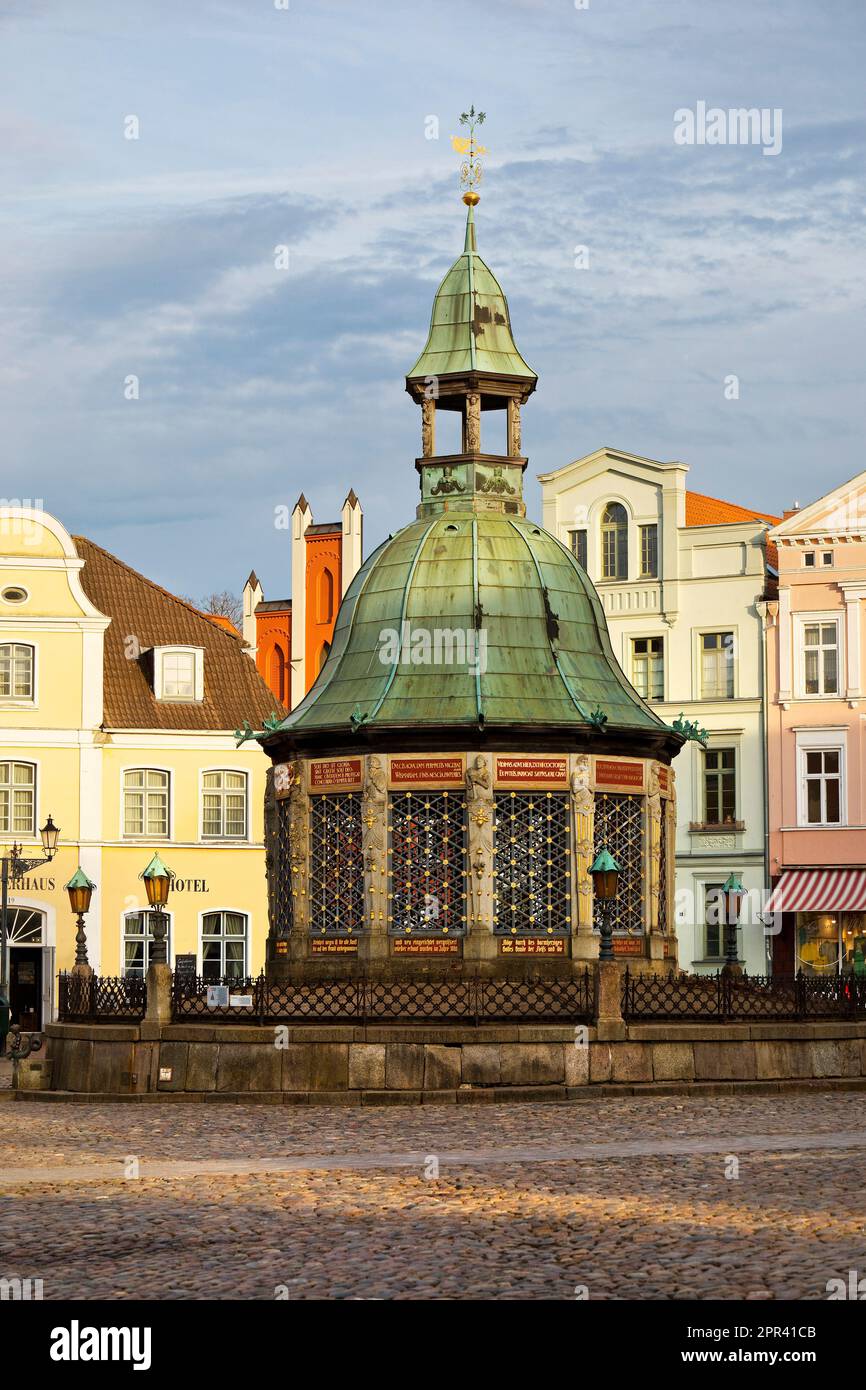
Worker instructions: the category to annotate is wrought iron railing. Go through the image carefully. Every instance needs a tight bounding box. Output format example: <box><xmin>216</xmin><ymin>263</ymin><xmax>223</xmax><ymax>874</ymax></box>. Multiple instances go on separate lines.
<box><xmin>171</xmin><ymin>971</ymin><xmax>596</xmax><ymax>1025</ymax></box>
<box><xmin>58</xmin><ymin>972</ymin><xmax>147</xmax><ymax>1022</ymax></box>
<box><xmin>622</xmin><ymin>969</ymin><xmax>866</xmax><ymax>1021</ymax></box>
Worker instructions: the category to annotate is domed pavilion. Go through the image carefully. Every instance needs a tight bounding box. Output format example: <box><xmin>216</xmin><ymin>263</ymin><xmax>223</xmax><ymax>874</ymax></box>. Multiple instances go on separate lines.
<box><xmin>261</xmin><ymin>177</ymin><xmax>683</xmax><ymax>979</ymax></box>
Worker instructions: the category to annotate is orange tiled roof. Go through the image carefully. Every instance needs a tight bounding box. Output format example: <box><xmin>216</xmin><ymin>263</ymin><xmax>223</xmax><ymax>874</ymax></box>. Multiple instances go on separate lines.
<box><xmin>202</xmin><ymin>612</ymin><xmax>239</xmax><ymax>635</ymax></box>
<box><xmin>685</xmin><ymin>490</ymin><xmax>780</xmax><ymax>529</ymax></box>
<box><xmin>74</xmin><ymin>536</ymin><xmax>282</xmax><ymax>731</ymax></box>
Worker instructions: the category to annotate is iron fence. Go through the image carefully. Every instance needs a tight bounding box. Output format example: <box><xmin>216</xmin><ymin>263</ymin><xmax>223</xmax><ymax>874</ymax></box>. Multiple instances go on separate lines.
<box><xmin>171</xmin><ymin>971</ymin><xmax>596</xmax><ymax>1025</ymax></box>
<box><xmin>58</xmin><ymin>973</ymin><xmax>147</xmax><ymax>1022</ymax></box>
<box><xmin>622</xmin><ymin>969</ymin><xmax>866</xmax><ymax>1021</ymax></box>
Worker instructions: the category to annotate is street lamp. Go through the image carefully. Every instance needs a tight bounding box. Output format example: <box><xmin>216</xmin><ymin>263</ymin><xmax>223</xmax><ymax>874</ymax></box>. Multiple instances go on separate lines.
<box><xmin>0</xmin><ymin>814</ymin><xmax>61</xmax><ymax>991</ymax></box>
<box><xmin>64</xmin><ymin>866</ymin><xmax>96</xmax><ymax>969</ymax></box>
<box><xmin>590</xmin><ymin>848</ymin><xmax>621</xmax><ymax>962</ymax></box>
<box><xmin>722</xmin><ymin>871</ymin><xmax>745</xmax><ymax>974</ymax></box>
<box><xmin>139</xmin><ymin>853</ymin><xmax>174</xmax><ymax>966</ymax></box>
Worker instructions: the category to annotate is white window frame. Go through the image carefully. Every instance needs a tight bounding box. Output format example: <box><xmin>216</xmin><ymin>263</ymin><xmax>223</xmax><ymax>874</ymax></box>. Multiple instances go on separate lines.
<box><xmin>630</xmin><ymin>634</ymin><xmax>665</xmax><ymax>702</ymax></box>
<box><xmin>199</xmin><ymin>909</ymin><xmax>249</xmax><ymax>982</ymax></box>
<box><xmin>122</xmin><ymin>766</ymin><xmax>172</xmax><ymax>839</ymax></box>
<box><xmin>153</xmin><ymin>646</ymin><xmax>204</xmax><ymax>702</ymax></box>
<box><xmin>796</xmin><ymin>729</ymin><xmax>847</xmax><ymax>828</ymax></box>
<box><xmin>200</xmin><ymin>768</ymin><xmax>249</xmax><ymax>841</ymax></box>
<box><xmin>794</xmin><ymin>613</ymin><xmax>843</xmax><ymax>700</ymax></box>
<box><xmin>0</xmin><ymin>642</ymin><xmax>36</xmax><ymax>705</ymax></box>
<box><xmin>121</xmin><ymin>909</ymin><xmax>174</xmax><ymax>977</ymax></box>
<box><xmin>698</xmin><ymin>629</ymin><xmax>736</xmax><ymax>700</ymax></box>
<box><xmin>0</xmin><ymin>759</ymin><xmax>37</xmax><ymax>838</ymax></box>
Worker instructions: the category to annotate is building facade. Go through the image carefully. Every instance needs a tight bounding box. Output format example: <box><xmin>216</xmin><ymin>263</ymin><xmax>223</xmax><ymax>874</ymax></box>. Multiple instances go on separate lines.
<box><xmin>0</xmin><ymin>508</ymin><xmax>277</xmax><ymax>1028</ymax></box>
<box><xmin>764</xmin><ymin>472</ymin><xmax>866</xmax><ymax>975</ymax></box>
<box><xmin>539</xmin><ymin>448</ymin><xmax>777</xmax><ymax>973</ymax></box>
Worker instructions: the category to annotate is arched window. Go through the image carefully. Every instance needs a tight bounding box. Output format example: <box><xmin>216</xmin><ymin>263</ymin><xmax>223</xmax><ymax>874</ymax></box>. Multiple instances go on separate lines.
<box><xmin>600</xmin><ymin>502</ymin><xmax>628</xmax><ymax>580</ymax></box>
<box><xmin>270</xmin><ymin>644</ymin><xmax>287</xmax><ymax>704</ymax></box>
<box><xmin>0</xmin><ymin>643</ymin><xmax>34</xmax><ymax>701</ymax></box>
<box><xmin>318</xmin><ymin>568</ymin><xmax>334</xmax><ymax>624</ymax></box>
<box><xmin>318</xmin><ymin>641</ymin><xmax>331</xmax><ymax>674</ymax></box>
<box><xmin>202</xmin><ymin>911</ymin><xmax>248</xmax><ymax>981</ymax></box>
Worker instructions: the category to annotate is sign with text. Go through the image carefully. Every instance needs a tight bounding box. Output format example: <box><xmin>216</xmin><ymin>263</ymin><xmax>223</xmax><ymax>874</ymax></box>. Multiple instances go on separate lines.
<box><xmin>309</xmin><ymin>757</ymin><xmax>363</xmax><ymax>791</ymax></box>
<box><xmin>595</xmin><ymin>758</ymin><xmax>645</xmax><ymax>791</ymax></box>
<box><xmin>310</xmin><ymin>937</ymin><xmax>358</xmax><ymax>955</ymax></box>
<box><xmin>175</xmin><ymin>954</ymin><xmax>197</xmax><ymax>980</ymax></box>
<box><xmin>657</xmin><ymin>766</ymin><xmax>670</xmax><ymax>795</ymax></box>
<box><xmin>495</xmin><ymin>756</ymin><xmax>568</xmax><ymax>787</ymax></box>
<box><xmin>612</xmin><ymin>937</ymin><xmax>644</xmax><ymax>956</ymax></box>
<box><xmin>206</xmin><ymin>985</ymin><xmax>230</xmax><ymax>1008</ymax></box>
<box><xmin>499</xmin><ymin>938</ymin><xmax>566</xmax><ymax>955</ymax></box>
<box><xmin>392</xmin><ymin>938</ymin><xmax>460</xmax><ymax>955</ymax></box>
<box><xmin>389</xmin><ymin>756</ymin><xmax>465</xmax><ymax>787</ymax></box>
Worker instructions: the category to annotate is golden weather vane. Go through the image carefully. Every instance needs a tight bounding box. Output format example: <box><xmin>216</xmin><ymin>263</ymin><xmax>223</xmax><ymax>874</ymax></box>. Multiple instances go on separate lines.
<box><xmin>451</xmin><ymin>105</ymin><xmax>487</xmax><ymax>205</ymax></box>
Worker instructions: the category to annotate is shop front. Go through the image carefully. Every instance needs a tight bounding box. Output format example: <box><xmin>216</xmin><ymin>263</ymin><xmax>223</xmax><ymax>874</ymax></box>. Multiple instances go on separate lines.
<box><xmin>766</xmin><ymin>869</ymin><xmax>866</xmax><ymax>977</ymax></box>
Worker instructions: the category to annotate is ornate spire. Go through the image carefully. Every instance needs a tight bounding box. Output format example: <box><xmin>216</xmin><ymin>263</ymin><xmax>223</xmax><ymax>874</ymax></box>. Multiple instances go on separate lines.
<box><xmin>452</xmin><ymin>104</ymin><xmax>487</xmax><ymax>208</ymax></box>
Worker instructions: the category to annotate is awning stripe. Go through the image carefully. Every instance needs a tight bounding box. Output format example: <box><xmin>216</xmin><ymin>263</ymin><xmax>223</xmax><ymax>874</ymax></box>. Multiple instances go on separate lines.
<box><xmin>765</xmin><ymin>868</ymin><xmax>866</xmax><ymax>915</ymax></box>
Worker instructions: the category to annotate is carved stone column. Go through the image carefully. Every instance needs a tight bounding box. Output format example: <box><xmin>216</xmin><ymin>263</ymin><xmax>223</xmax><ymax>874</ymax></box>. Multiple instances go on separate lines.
<box><xmin>464</xmin><ymin>753</ymin><xmax>495</xmax><ymax>961</ymax></box>
<box><xmin>362</xmin><ymin>754</ymin><xmax>388</xmax><ymax>961</ymax></box>
<box><xmin>463</xmin><ymin>393</ymin><xmax>481</xmax><ymax>454</ymax></box>
<box><xmin>570</xmin><ymin>754</ymin><xmax>597</xmax><ymax>961</ymax></box>
<box><xmin>287</xmin><ymin>760</ymin><xmax>310</xmax><ymax>955</ymax></box>
<box><xmin>506</xmin><ymin>398</ymin><xmax>522</xmax><ymax>457</ymax></box>
<box><xmin>421</xmin><ymin>398</ymin><xmax>435</xmax><ymax>458</ymax></box>
<box><xmin>646</xmin><ymin>761</ymin><xmax>665</xmax><ymax>961</ymax></box>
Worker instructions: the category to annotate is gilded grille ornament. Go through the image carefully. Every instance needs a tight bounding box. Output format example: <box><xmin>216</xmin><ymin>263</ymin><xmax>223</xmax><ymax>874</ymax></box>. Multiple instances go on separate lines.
<box><xmin>492</xmin><ymin>790</ymin><xmax>571</xmax><ymax>936</ymax></box>
<box><xmin>309</xmin><ymin>792</ymin><xmax>365</xmax><ymax>936</ymax></box>
<box><xmin>593</xmin><ymin>791</ymin><xmax>645</xmax><ymax>936</ymax></box>
<box><xmin>387</xmin><ymin>790</ymin><xmax>468</xmax><ymax>935</ymax></box>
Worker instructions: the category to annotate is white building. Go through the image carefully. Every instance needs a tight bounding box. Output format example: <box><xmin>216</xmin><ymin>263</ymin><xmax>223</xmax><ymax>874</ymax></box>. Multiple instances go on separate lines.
<box><xmin>539</xmin><ymin>447</ymin><xmax>777</xmax><ymax>973</ymax></box>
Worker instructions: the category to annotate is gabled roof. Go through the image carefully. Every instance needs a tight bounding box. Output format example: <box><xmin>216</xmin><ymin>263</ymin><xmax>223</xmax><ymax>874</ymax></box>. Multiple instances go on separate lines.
<box><xmin>768</xmin><ymin>466</ymin><xmax>866</xmax><ymax>539</ymax></box>
<box><xmin>74</xmin><ymin>536</ymin><xmax>281</xmax><ymax>730</ymax></box>
<box><xmin>685</xmin><ymin>490</ymin><xmax>780</xmax><ymax>529</ymax></box>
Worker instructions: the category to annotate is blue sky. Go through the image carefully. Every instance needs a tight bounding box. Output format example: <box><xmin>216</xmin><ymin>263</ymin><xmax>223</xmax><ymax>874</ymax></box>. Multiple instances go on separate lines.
<box><xmin>1</xmin><ymin>0</ymin><xmax>864</xmax><ymax>599</ymax></box>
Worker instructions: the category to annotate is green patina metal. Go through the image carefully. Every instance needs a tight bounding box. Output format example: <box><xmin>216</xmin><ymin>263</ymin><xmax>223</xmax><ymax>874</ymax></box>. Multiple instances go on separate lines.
<box><xmin>590</xmin><ymin>849</ymin><xmax>621</xmax><ymax>875</ymax></box>
<box><xmin>406</xmin><ymin>206</ymin><xmax>537</xmax><ymax>383</ymax></box>
<box><xmin>140</xmin><ymin>852</ymin><xmax>174</xmax><ymax>883</ymax></box>
<box><xmin>63</xmin><ymin>866</ymin><xmax>96</xmax><ymax>892</ymax></box>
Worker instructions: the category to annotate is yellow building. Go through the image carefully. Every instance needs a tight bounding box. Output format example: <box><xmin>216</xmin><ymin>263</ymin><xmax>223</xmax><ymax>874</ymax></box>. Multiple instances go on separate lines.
<box><xmin>0</xmin><ymin>507</ymin><xmax>278</xmax><ymax>1028</ymax></box>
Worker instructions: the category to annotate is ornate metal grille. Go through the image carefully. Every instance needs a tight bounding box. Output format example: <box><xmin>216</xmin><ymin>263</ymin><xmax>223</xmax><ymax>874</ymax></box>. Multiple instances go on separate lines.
<box><xmin>388</xmin><ymin>790</ymin><xmax>467</xmax><ymax>935</ymax></box>
<box><xmin>273</xmin><ymin>799</ymin><xmax>294</xmax><ymax>938</ymax></box>
<box><xmin>593</xmin><ymin>792</ymin><xmax>644</xmax><ymax>935</ymax></box>
<box><xmin>58</xmin><ymin>973</ymin><xmax>147</xmax><ymax>1021</ymax></box>
<box><xmin>657</xmin><ymin>810</ymin><xmax>668</xmax><ymax>934</ymax></box>
<box><xmin>492</xmin><ymin>791</ymin><xmax>571</xmax><ymax>936</ymax></box>
<box><xmin>309</xmin><ymin>793</ymin><xmax>365</xmax><ymax>936</ymax></box>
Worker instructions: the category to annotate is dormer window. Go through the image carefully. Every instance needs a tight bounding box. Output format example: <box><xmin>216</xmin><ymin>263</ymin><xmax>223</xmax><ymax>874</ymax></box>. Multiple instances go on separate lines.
<box><xmin>153</xmin><ymin>646</ymin><xmax>203</xmax><ymax>702</ymax></box>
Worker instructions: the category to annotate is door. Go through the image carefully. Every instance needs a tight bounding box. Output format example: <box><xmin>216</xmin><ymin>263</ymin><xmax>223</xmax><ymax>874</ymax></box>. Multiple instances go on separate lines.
<box><xmin>10</xmin><ymin>948</ymin><xmax>42</xmax><ymax>1030</ymax></box>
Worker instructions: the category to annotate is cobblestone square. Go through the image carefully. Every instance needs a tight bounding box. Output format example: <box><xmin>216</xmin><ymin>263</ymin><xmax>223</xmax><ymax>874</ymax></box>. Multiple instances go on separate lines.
<box><xmin>1</xmin><ymin>1091</ymin><xmax>865</xmax><ymax>1300</ymax></box>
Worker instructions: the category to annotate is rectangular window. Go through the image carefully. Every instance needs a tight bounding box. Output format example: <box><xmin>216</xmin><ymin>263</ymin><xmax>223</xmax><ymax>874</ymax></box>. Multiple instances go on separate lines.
<box><xmin>703</xmin><ymin>748</ymin><xmax>736</xmax><ymax>824</ymax></box>
<box><xmin>639</xmin><ymin>524</ymin><xmax>658</xmax><ymax>578</ymax></box>
<box><xmin>202</xmin><ymin>911</ymin><xmax>248</xmax><ymax>981</ymax></box>
<box><xmin>704</xmin><ymin>884</ymin><xmax>726</xmax><ymax>958</ymax></box>
<box><xmin>803</xmin><ymin>748</ymin><xmax>842</xmax><ymax>825</ymax></box>
<box><xmin>632</xmin><ymin>637</ymin><xmax>664</xmax><ymax>701</ymax></box>
<box><xmin>0</xmin><ymin>762</ymin><xmax>35</xmax><ymax>835</ymax></box>
<box><xmin>123</xmin><ymin>769</ymin><xmax>170</xmax><ymax>837</ymax></box>
<box><xmin>123</xmin><ymin>911</ymin><xmax>171</xmax><ymax>978</ymax></box>
<box><xmin>700</xmin><ymin>632</ymin><xmax>734</xmax><ymax>699</ymax></box>
<box><xmin>202</xmin><ymin>771</ymin><xmax>248</xmax><ymax>839</ymax></box>
<box><xmin>802</xmin><ymin>622</ymin><xmax>839</xmax><ymax>696</ymax></box>
<box><xmin>0</xmin><ymin>644</ymin><xmax>34</xmax><ymax>700</ymax></box>
<box><xmin>822</xmin><ymin>552</ymin><xmax>834</xmax><ymax>567</ymax></box>
<box><xmin>162</xmin><ymin>650</ymin><xmax>195</xmax><ymax>699</ymax></box>
<box><xmin>569</xmin><ymin>530</ymin><xmax>587</xmax><ymax>569</ymax></box>
<box><xmin>803</xmin><ymin>552</ymin><xmax>816</xmax><ymax>568</ymax></box>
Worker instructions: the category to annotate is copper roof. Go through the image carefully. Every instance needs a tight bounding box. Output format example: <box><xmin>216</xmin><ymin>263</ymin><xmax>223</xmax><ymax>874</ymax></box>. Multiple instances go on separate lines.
<box><xmin>74</xmin><ymin>536</ymin><xmax>282</xmax><ymax>731</ymax></box>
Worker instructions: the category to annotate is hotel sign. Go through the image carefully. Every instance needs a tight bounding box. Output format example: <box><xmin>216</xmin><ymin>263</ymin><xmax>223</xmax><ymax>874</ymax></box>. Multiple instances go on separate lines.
<box><xmin>309</xmin><ymin>758</ymin><xmax>363</xmax><ymax>791</ymax></box>
<box><xmin>389</xmin><ymin>756</ymin><xmax>465</xmax><ymax>788</ymax></box>
<box><xmin>495</xmin><ymin>756</ymin><xmax>568</xmax><ymax>787</ymax></box>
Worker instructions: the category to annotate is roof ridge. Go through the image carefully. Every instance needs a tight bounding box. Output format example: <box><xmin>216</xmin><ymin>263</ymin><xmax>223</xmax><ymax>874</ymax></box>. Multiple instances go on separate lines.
<box><xmin>72</xmin><ymin>535</ymin><xmax>242</xmax><ymax>644</ymax></box>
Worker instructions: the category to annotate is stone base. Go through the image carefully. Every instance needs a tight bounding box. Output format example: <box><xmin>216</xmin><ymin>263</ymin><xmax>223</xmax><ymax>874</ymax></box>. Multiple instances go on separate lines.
<box><xmin>34</xmin><ymin>1019</ymin><xmax>866</xmax><ymax>1103</ymax></box>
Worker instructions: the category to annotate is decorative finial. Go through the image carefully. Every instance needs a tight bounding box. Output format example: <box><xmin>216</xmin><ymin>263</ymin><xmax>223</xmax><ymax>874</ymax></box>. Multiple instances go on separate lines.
<box><xmin>452</xmin><ymin>105</ymin><xmax>487</xmax><ymax>205</ymax></box>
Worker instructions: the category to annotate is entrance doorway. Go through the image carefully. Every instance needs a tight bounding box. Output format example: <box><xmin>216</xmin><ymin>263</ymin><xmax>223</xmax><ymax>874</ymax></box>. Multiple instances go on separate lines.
<box><xmin>5</xmin><ymin>907</ymin><xmax>47</xmax><ymax>1030</ymax></box>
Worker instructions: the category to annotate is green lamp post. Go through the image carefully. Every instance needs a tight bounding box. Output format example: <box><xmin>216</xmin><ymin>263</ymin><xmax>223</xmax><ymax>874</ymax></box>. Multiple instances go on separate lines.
<box><xmin>590</xmin><ymin>849</ymin><xmax>621</xmax><ymax>962</ymax></box>
<box><xmin>139</xmin><ymin>853</ymin><xmax>174</xmax><ymax>967</ymax></box>
<box><xmin>722</xmin><ymin>872</ymin><xmax>745</xmax><ymax>974</ymax></box>
<box><xmin>64</xmin><ymin>866</ymin><xmax>96</xmax><ymax>968</ymax></box>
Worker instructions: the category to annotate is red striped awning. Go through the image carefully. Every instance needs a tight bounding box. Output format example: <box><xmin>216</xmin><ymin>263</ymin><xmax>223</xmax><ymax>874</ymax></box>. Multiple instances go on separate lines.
<box><xmin>765</xmin><ymin>869</ymin><xmax>866</xmax><ymax>915</ymax></box>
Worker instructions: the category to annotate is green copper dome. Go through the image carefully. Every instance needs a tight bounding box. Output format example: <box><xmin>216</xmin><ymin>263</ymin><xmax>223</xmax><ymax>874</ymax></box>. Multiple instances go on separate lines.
<box><xmin>406</xmin><ymin>207</ymin><xmax>537</xmax><ymax>384</ymax></box>
<box><xmin>278</xmin><ymin>511</ymin><xmax>666</xmax><ymax>735</ymax></box>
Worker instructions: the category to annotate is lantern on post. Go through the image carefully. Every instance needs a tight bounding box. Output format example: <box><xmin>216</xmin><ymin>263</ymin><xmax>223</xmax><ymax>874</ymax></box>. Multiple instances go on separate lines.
<box><xmin>722</xmin><ymin>871</ymin><xmax>745</xmax><ymax>974</ymax></box>
<box><xmin>64</xmin><ymin>866</ymin><xmax>96</xmax><ymax>969</ymax></box>
<box><xmin>590</xmin><ymin>849</ymin><xmax>621</xmax><ymax>962</ymax></box>
<box><xmin>139</xmin><ymin>853</ymin><xmax>174</xmax><ymax>966</ymax></box>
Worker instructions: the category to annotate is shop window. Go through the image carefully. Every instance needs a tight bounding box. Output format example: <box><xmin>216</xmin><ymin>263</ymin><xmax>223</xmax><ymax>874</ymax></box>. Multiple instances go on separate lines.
<box><xmin>492</xmin><ymin>791</ymin><xmax>571</xmax><ymax>936</ymax></box>
<box><xmin>388</xmin><ymin>790</ymin><xmax>467</xmax><ymax>935</ymax></box>
<box><xmin>309</xmin><ymin>792</ymin><xmax>365</xmax><ymax>936</ymax></box>
<box><xmin>0</xmin><ymin>761</ymin><xmax>35</xmax><ymax>836</ymax></box>
<box><xmin>0</xmin><ymin>644</ymin><xmax>34</xmax><ymax>701</ymax></box>
<box><xmin>123</xmin><ymin>911</ymin><xmax>171</xmax><ymax>978</ymax></box>
<box><xmin>202</xmin><ymin>911</ymin><xmax>248</xmax><ymax>980</ymax></box>
<box><xmin>632</xmin><ymin>637</ymin><xmax>664</xmax><ymax>701</ymax></box>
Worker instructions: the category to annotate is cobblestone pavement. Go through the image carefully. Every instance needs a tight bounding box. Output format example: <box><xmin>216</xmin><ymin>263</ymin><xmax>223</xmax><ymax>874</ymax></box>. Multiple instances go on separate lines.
<box><xmin>1</xmin><ymin>1093</ymin><xmax>865</xmax><ymax>1300</ymax></box>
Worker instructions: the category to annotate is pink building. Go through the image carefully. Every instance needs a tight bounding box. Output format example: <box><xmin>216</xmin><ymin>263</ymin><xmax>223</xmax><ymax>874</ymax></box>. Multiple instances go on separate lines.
<box><xmin>764</xmin><ymin>473</ymin><xmax>866</xmax><ymax>975</ymax></box>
